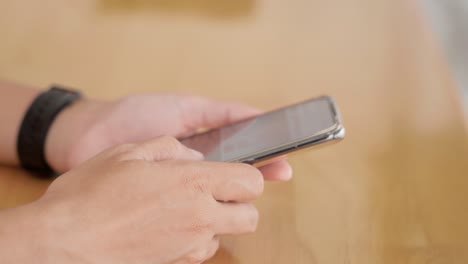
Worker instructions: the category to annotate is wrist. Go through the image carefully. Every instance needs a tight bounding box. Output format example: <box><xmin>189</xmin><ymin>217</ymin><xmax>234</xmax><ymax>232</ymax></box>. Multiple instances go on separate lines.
<box><xmin>0</xmin><ymin>82</ymin><xmax>40</xmax><ymax>167</ymax></box>
<box><xmin>0</xmin><ymin>204</ymin><xmax>51</xmax><ymax>263</ymax></box>
<box><xmin>17</xmin><ymin>87</ymin><xmax>85</xmax><ymax>175</ymax></box>
<box><xmin>45</xmin><ymin>99</ymin><xmax>105</xmax><ymax>173</ymax></box>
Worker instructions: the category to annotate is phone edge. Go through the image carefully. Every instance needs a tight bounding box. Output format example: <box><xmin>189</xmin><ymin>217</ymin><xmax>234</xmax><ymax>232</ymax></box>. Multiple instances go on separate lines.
<box><xmin>231</xmin><ymin>96</ymin><xmax>346</xmax><ymax>164</ymax></box>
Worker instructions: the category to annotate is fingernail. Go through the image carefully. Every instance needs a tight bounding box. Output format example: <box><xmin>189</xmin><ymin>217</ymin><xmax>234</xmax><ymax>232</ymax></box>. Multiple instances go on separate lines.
<box><xmin>285</xmin><ymin>164</ymin><xmax>293</xmax><ymax>180</ymax></box>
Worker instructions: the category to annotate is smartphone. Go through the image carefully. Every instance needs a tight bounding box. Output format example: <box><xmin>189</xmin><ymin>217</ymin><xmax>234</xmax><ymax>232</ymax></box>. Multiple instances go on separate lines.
<box><xmin>180</xmin><ymin>96</ymin><xmax>345</xmax><ymax>166</ymax></box>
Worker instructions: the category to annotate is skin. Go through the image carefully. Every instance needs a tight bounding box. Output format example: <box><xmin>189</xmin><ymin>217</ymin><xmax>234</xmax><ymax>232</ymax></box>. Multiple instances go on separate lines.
<box><xmin>0</xmin><ymin>82</ymin><xmax>293</xmax><ymax>263</ymax></box>
<box><xmin>0</xmin><ymin>137</ymin><xmax>265</xmax><ymax>263</ymax></box>
<box><xmin>45</xmin><ymin>93</ymin><xmax>292</xmax><ymax>180</ymax></box>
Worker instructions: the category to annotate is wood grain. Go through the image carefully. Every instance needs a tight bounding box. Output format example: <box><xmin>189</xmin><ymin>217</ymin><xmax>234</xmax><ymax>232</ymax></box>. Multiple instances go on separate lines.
<box><xmin>1</xmin><ymin>0</ymin><xmax>467</xmax><ymax>263</ymax></box>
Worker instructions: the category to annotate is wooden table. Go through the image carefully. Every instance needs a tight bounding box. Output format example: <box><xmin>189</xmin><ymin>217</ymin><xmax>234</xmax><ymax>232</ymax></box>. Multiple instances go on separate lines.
<box><xmin>1</xmin><ymin>0</ymin><xmax>467</xmax><ymax>263</ymax></box>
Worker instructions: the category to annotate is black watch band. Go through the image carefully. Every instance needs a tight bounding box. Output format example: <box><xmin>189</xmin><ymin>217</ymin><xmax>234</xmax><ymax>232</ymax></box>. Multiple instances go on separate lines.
<box><xmin>17</xmin><ymin>86</ymin><xmax>82</xmax><ymax>176</ymax></box>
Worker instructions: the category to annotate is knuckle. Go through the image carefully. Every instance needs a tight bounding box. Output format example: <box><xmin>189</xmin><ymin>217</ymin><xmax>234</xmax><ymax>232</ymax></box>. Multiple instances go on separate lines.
<box><xmin>159</xmin><ymin>136</ymin><xmax>184</xmax><ymax>154</ymax></box>
<box><xmin>182</xmin><ymin>173</ymin><xmax>210</xmax><ymax>196</ymax></box>
<box><xmin>160</xmin><ymin>135</ymin><xmax>182</xmax><ymax>148</ymax></box>
<box><xmin>109</xmin><ymin>143</ymin><xmax>138</xmax><ymax>159</ymax></box>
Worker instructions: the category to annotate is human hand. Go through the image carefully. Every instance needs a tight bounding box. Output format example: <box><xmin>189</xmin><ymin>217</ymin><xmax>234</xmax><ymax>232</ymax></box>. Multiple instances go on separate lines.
<box><xmin>6</xmin><ymin>137</ymin><xmax>264</xmax><ymax>264</ymax></box>
<box><xmin>45</xmin><ymin>94</ymin><xmax>292</xmax><ymax>180</ymax></box>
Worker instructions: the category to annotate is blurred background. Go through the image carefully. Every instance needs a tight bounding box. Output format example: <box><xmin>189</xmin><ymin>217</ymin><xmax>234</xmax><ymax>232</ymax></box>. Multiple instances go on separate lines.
<box><xmin>423</xmin><ymin>0</ymin><xmax>468</xmax><ymax>116</ymax></box>
<box><xmin>0</xmin><ymin>1</ymin><xmax>467</xmax><ymax>263</ymax></box>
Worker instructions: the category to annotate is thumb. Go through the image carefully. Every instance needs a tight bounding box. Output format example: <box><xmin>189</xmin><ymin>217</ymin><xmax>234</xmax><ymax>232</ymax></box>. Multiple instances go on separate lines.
<box><xmin>181</xmin><ymin>97</ymin><xmax>261</xmax><ymax>133</ymax></box>
<box><xmin>134</xmin><ymin>136</ymin><xmax>204</xmax><ymax>162</ymax></box>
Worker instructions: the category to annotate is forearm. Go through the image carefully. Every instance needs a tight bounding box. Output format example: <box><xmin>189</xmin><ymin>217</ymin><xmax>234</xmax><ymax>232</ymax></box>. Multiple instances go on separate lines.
<box><xmin>0</xmin><ymin>81</ymin><xmax>40</xmax><ymax>166</ymax></box>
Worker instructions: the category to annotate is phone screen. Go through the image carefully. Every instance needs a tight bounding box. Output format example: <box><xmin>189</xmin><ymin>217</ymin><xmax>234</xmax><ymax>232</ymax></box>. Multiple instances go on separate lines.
<box><xmin>180</xmin><ymin>96</ymin><xmax>340</xmax><ymax>162</ymax></box>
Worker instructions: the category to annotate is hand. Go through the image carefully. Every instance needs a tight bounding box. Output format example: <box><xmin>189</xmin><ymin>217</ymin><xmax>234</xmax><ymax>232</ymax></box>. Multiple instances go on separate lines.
<box><xmin>45</xmin><ymin>94</ymin><xmax>292</xmax><ymax>180</ymax></box>
<box><xmin>2</xmin><ymin>137</ymin><xmax>264</xmax><ymax>264</ymax></box>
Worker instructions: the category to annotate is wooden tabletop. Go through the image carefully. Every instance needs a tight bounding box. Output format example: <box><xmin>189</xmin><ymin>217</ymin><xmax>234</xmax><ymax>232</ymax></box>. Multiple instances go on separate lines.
<box><xmin>1</xmin><ymin>0</ymin><xmax>467</xmax><ymax>263</ymax></box>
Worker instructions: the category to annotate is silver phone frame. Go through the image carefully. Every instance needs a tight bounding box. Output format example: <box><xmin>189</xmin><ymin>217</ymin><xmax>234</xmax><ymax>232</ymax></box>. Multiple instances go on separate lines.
<box><xmin>180</xmin><ymin>95</ymin><xmax>345</xmax><ymax>164</ymax></box>
<box><xmin>226</xmin><ymin>96</ymin><xmax>345</xmax><ymax>164</ymax></box>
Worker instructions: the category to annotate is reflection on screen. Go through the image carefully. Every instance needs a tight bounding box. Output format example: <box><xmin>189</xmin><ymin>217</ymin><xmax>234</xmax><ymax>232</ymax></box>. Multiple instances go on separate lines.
<box><xmin>181</xmin><ymin>97</ymin><xmax>336</xmax><ymax>162</ymax></box>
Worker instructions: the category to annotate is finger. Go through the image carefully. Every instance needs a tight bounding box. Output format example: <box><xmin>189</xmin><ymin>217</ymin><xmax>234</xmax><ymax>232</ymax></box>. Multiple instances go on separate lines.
<box><xmin>136</xmin><ymin>136</ymin><xmax>204</xmax><ymax>161</ymax></box>
<box><xmin>258</xmin><ymin>160</ymin><xmax>293</xmax><ymax>181</ymax></box>
<box><xmin>180</xmin><ymin>161</ymin><xmax>264</xmax><ymax>202</ymax></box>
<box><xmin>207</xmin><ymin>162</ymin><xmax>264</xmax><ymax>202</ymax></box>
<box><xmin>204</xmin><ymin>237</ymin><xmax>220</xmax><ymax>261</ymax></box>
<box><xmin>213</xmin><ymin>203</ymin><xmax>259</xmax><ymax>235</ymax></box>
<box><xmin>180</xmin><ymin>97</ymin><xmax>261</xmax><ymax>133</ymax></box>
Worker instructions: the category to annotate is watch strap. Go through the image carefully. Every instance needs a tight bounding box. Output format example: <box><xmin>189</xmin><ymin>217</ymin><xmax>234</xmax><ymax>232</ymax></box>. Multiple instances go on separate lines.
<box><xmin>17</xmin><ymin>86</ymin><xmax>82</xmax><ymax>176</ymax></box>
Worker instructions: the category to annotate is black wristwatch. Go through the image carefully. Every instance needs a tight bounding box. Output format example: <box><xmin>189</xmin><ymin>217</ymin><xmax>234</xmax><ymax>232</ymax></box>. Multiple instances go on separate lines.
<box><xmin>17</xmin><ymin>86</ymin><xmax>83</xmax><ymax>176</ymax></box>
